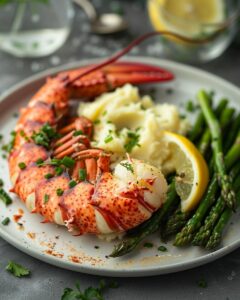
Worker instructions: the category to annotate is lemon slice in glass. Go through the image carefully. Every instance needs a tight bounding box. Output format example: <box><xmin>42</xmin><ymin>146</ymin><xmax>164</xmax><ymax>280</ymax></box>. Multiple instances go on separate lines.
<box><xmin>162</xmin><ymin>131</ymin><xmax>209</xmax><ymax>212</ymax></box>
<box><xmin>148</xmin><ymin>0</ymin><xmax>224</xmax><ymax>38</ymax></box>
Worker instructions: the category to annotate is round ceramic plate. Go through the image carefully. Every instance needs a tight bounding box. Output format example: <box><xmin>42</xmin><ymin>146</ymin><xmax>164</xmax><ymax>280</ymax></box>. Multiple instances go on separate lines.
<box><xmin>1</xmin><ymin>57</ymin><xmax>240</xmax><ymax>277</ymax></box>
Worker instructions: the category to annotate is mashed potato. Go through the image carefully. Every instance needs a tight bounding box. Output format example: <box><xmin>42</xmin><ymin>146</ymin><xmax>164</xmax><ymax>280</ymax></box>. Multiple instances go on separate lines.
<box><xmin>78</xmin><ymin>84</ymin><xmax>189</xmax><ymax>173</ymax></box>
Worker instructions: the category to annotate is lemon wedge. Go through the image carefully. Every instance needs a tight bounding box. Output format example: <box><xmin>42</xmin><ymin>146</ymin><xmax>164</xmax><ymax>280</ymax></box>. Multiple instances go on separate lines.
<box><xmin>148</xmin><ymin>0</ymin><xmax>224</xmax><ymax>39</ymax></box>
<box><xmin>162</xmin><ymin>131</ymin><xmax>209</xmax><ymax>212</ymax></box>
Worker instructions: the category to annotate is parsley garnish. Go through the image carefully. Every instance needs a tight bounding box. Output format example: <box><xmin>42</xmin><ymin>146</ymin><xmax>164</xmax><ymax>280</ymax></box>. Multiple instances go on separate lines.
<box><xmin>61</xmin><ymin>156</ymin><xmax>75</xmax><ymax>168</ymax></box>
<box><xmin>0</xmin><ymin>188</ymin><xmax>12</xmax><ymax>205</ymax></box>
<box><xmin>143</xmin><ymin>242</ymin><xmax>153</xmax><ymax>248</ymax></box>
<box><xmin>93</xmin><ymin>119</ymin><xmax>101</xmax><ymax>125</ymax></box>
<box><xmin>158</xmin><ymin>245</ymin><xmax>167</xmax><ymax>252</ymax></box>
<box><xmin>44</xmin><ymin>194</ymin><xmax>49</xmax><ymax>204</ymax></box>
<box><xmin>56</xmin><ymin>188</ymin><xmax>64</xmax><ymax>196</ymax></box>
<box><xmin>124</xmin><ymin>131</ymin><xmax>140</xmax><ymax>153</ymax></box>
<box><xmin>61</xmin><ymin>280</ymin><xmax>118</xmax><ymax>300</ymax></box>
<box><xmin>79</xmin><ymin>169</ymin><xmax>87</xmax><ymax>181</ymax></box>
<box><xmin>31</xmin><ymin>123</ymin><xmax>61</xmax><ymax>149</ymax></box>
<box><xmin>120</xmin><ymin>162</ymin><xmax>134</xmax><ymax>173</ymax></box>
<box><xmin>73</xmin><ymin>130</ymin><xmax>83</xmax><ymax>137</ymax></box>
<box><xmin>2</xmin><ymin>217</ymin><xmax>10</xmax><ymax>225</ymax></box>
<box><xmin>18</xmin><ymin>162</ymin><xmax>26</xmax><ymax>170</ymax></box>
<box><xmin>0</xmin><ymin>178</ymin><xmax>3</xmax><ymax>187</ymax></box>
<box><xmin>6</xmin><ymin>261</ymin><xmax>30</xmax><ymax>278</ymax></box>
<box><xmin>104</xmin><ymin>135</ymin><xmax>113</xmax><ymax>143</ymax></box>
<box><xmin>36</xmin><ymin>158</ymin><xmax>44</xmax><ymax>166</ymax></box>
<box><xmin>44</xmin><ymin>173</ymin><xmax>53</xmax><ymax>179</ymax></box>
<box><xmin>197</xmin><ymin>279</ymin><xmax>207</xmax><ymax>288</ymax></box>
<box><xmin>69</xmin><ymin>180</ymin><xmax>77</xmax><ymax>188</ymax></box>
<box><xmin>55</xmin><ymin>166</ymin><xmax>64</xmax><ymax>176</ymax></box>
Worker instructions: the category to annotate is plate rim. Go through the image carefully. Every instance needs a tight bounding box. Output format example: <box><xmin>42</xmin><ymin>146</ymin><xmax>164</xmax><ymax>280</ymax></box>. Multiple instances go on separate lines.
<box><xmin>1</xmin><ymin>56</ymin><xmax>240</xmax><ymax>277</ymax></box>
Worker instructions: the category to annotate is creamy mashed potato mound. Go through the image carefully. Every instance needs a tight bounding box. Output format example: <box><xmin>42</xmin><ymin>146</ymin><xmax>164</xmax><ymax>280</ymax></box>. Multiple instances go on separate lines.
<box><xmin>78</xmin><ymin>84</ymin><xmax>189</xmax><ymax>173</ymax></box>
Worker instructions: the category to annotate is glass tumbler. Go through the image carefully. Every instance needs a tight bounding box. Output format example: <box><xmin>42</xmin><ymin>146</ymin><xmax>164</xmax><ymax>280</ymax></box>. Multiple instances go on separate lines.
<box><xmin>0</xmin><ymin>0</ymin><xmax>74</xmax><ymax>58</ymax></box>
<box><xmin>147</xmin><ymin>0</ymin><xmax>239</xmax><ymax>63</ymax></box>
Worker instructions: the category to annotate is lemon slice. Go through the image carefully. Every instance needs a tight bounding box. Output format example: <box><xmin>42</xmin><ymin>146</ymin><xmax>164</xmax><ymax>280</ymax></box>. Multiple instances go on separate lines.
<box><xmin>162</xmin><ymin>131</ymin><xmax>209</xmax><ymax>212</ymax></box>
<box><xmin>148</xmin><ymin>0</ymin><xmax>224</xmax><ymax>38</ymax></box>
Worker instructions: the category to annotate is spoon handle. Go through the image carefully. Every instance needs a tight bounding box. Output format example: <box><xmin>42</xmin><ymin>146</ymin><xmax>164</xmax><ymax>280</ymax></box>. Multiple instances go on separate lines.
<box><xmin>73</xmin><ymin>0</ymin><xmax>97</xmax><ymax>21</ymax></box>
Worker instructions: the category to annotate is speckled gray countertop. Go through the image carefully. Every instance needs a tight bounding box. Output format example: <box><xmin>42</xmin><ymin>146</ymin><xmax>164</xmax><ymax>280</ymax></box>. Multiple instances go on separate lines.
<box><xmin>1</xmin><ymin>1</ymin><xmax>240</xmax><ymax>299</ymax></box>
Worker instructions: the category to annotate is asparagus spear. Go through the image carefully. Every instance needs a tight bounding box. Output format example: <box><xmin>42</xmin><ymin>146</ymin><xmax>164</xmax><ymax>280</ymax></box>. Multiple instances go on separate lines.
<box><xmin>206</xmin><ymin>177</ymin><xmax>240</xmax><ymax>250</ymax></box>
<box><xmin>161</xmin><ymin>208</ymin><xmax>191</xmax><ymax>241</ymax></box>
<box><xmin>197</xmin><ymin>90</ymin><xmax>236</xmax><ymax>210</ymax></box>
<box><xmin>174</xmin><ymin>132</ymin><xmax>240</xmax><ymax>246</ymax></box>
<box><xmin>110</xmin><ymin>180</ymin><xmax>178</xmax><ymax>257</ymax></box>
<box><xmin>223</xmin><ymin>113</ymin><xmax>240</xmax><ymax>153</ymax></box>
<box><xmin>192</xmin><ymin>164</ymin><xmax>240</xmax><ymax>246</ymax></box>
<box><xmin>198</xmin><ymin>107</ymin><xmax>234</xmax><ymax>157</ymax></box>
<box><xmin>188</xmin><ymin>98</ymin><xmax>212</xmax><ymax>142</ymax></box>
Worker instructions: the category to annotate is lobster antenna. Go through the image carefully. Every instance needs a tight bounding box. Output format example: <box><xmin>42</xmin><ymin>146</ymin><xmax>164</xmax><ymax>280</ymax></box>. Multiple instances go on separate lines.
<box><xmin>67</xmin><ymin>30</ymin><xmax>222</xmax><ymax>86</ymax></box>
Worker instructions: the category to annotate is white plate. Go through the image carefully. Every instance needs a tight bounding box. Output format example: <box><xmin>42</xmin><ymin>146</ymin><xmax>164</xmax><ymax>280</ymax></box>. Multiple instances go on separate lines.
<box><xmin>1</xmin><ymin>57</ymin><xmax>240</xmax><ymax>277</ymax></box>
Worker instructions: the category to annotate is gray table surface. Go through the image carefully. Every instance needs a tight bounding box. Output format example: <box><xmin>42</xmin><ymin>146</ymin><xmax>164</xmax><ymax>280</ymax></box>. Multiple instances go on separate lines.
<box><xmin>1</xmin><ymin>1</ymin><xmax>240</xmax><ymax>299</ymax></box>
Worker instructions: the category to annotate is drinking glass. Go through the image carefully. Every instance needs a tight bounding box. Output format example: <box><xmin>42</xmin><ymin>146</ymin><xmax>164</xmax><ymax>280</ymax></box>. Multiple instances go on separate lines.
<box><xmin>0</xmin><ymin>0</ymin><xmax>74</xmax><ymax>58</ymax></box>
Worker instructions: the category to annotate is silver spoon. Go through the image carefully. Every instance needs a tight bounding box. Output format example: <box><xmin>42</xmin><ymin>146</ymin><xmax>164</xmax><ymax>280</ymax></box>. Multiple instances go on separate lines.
<box><xmin>73</xmin><ymin>0</ymin><xmax>128</xmax><ymax>34</ymax></box>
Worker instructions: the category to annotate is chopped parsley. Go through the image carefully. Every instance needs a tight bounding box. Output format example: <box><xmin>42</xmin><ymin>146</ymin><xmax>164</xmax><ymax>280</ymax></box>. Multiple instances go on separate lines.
<box><xmin>6</xmin><ymin>261</ymin><xmax>30</xmax><ymax>278</ymax></box>
<box><xmin>120</xmin><ymin>162</ymin><xmax>134</xmax><ymax>173</ymax></box>
<box><xmin>143</xmin><ymin>242</ymin><xmax>153</xmax><ymax>248</ymax></box>
<box><xmin>44</xmin><ymin>194</ymin><xmax>49</xmax><ymax>204</ymax></box>
<box><xmin>55</xmin><ymin>166</ymin><xmax>64</xmax><ymax>176</ymax></box>
<box><xmin>44</xmin><ymin>173</ymin><xmax>53</xmax><ymax>179</ymax></box>
<box><xmin>2</xmin><ymin>217</ymin><xmax>10</xmax><ymax>225</ymax></box>
<box><xmin>158</xmin><ymin>245</ymin><xmax>167</xmax><ymax>252</ymax></box>
<box><xmin>124</xmin><ymin>130</ymin><xmax>140</xmax><ymax>153</ymax></box>
<box><xmin>69</xmin><ymin>180</ymin><xmax>77</xmax><ymax>188</ymax></box>
<box><xmin>102</xmin><ymin>110</ymin><xmax>107</xmax><ymax>116</ymax></box>
<box><xmin>104</xmin><ymin>135</ymin><xmax>113</xmax><ymax>143</ymax></box>
<box><xmin>56</xmin><ymin>188</ymin><xmax>64</xmax><ymax>196</ymax></box>
<box><xmin>73</xmin><ymin>130</ymin><xmax>83</xmax><ymax>137</ymax></box>
<box><xmin>61</xmin><ymin>156</ymin><xmax>75</xmax><ymax>168</ymax></box>
<box><xmin>31</xmin><ymin>123</ymin><xmax>61</xmax><ymax>149</ymax></box>
<box><xmin>18</xmin><ymin>162</ymin><xmax>26</xmax><ymax>170</ymax></box>
<box><xmin>197</xmin><ymin>279</ymin><xmax>207</xmax><ymax>288</ymax></box>
<box><xmin>93</xmin><ymin>119</ymin><xmax>101</xmax><ymax>125</ymax></box>
<box><xmin>0</xmin><ymin>188</ymin><xmax>13</xmax><ymax>205</ymax></box>
<box><xmin>0</xmin><ymin>134</ymin><xmax>3</xmax><ymax>141</ymax></box>
<box><xmin>185</xmin><ymin>100</ymin><xmax>196</xmax><ymax>112</ymax></box>
<box><xmin>0</xmin><ymin>179</ymin><xmax>3</xmax><ymax>187</ymax></box>
<box><xmin>61</xmin><ymin>279</ymin><xmax>118</xmax><ymax>300</ymax></box>
<box><xmin>79</xmin><ymin>169</ymin><xmax>87</xmax><ymax>181</ymax></box>
<box><xmin>36</xmin><ymin>158</ymin><xmax>44</xmax><ymax>166</ymax></box>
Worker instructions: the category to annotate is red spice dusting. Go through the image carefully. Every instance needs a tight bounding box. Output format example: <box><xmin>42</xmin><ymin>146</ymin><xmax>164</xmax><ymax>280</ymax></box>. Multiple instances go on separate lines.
<box><xmin>27</xmin><ymin>232</ymin><xmax>36</xmax><ymax>239</ymax></box>
<box><xmin>44</xmin><ymin>249</ymin><xmax>63</xmax><ymax>258</ymax></box>
<box><xmin>13</xmin><ymin>214</ymin><xmax>22</xmax><ymax>222</ymax></box>
<box><xmin>69</xmin><ymin>256</ymin><xmax>80</xmax><ymax>263</ymax></box>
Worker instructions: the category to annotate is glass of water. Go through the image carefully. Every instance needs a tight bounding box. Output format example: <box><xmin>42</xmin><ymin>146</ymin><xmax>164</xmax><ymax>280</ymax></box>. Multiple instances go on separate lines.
<box><xmin>0</xmin><ymin>0</ymin><xmax>74</xmax><ymax>58</ymax></box>
<box><xmin>147</xmin><ymin>0</ymin><xmax>239</xmax><ymax>63</ymax></box>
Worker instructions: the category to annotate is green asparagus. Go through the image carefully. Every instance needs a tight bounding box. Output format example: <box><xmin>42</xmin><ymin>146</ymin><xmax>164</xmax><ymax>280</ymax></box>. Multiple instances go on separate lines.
<box><xmin>198</xmin><ymin>106</ymin><xmax>234</xmax><ymax>157</ymax></box>
<box><xmin>161</xmin><ymin>208</ymin><xmax>192</xmax><ymax>241</ymax></box>
<box><xmin>223</xmin><ymin>113</ymin><xmax>240</xmax><ymax>153</ymax></box>
<box><xmin>174</xmin><ymin>131</ymin><xmax>240</xmax><ymax>246</ymax></box>
<box><xmin>197</xmin><ymin>90</ymin><xmax>236</xmax><ymax>210</ymax></box>
<box><xmin>206</xmin><ymin>181</ymin><xmax>240</xmax><ymax>250</ymax></box>
<box><xmin>192</xmin><ymin>164</ymin><xmax>240</xmax><ymax>246</ymax></box>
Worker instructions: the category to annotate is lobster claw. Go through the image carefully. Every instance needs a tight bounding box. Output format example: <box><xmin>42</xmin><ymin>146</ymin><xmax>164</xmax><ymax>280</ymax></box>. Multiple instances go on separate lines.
<box><xmin>103</xmin><ymin>61</ymin><xmax>174</xmax><ymax>86</ymax></box>
<box><xmin>69</xmin><ymin>61</ymin><xmax>174</xmax><ymax>99</ymax></box>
